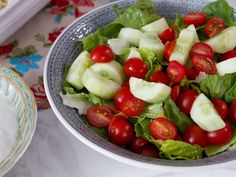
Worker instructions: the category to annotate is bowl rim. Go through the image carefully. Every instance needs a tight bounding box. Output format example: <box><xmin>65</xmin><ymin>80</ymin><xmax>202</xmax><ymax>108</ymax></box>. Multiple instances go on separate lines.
<box><xmin>44</xmin><ymin>0</ymin><xmax>236</xmax><ymax>171</ymax></box>
<box><xmin>0</xmin><ymin>64</ymin><xmax>38</xmax><ymax>176</ymax></box>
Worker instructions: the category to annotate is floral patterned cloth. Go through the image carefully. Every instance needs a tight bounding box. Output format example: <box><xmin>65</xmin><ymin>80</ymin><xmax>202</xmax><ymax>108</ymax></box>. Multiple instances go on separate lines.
<box><xmin>0</xmin><ymin>0</ymin><xmax>109</xmax><ymax>110</ymax></box>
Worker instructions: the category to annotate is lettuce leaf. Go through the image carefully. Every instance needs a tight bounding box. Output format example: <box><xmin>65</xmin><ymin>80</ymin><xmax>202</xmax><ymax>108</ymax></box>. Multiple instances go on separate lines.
<box><xmin>173</xmin><ymin>14</ymin><xmax>186</xmax><ymax>32</ymax></box>
<box><xmin>203</xmin><ymin>0</ymin><xmax>235</xmax><ymax>26</ymax></box>
<box><xmin>138</xmin><ymin>103</ymin><xmax>164</xmax><ymax>119</ymax></box>
<box><xmin>224</xmin><ymin>83</ymin><xmax>236</xmax><ymax>103</ymax></box>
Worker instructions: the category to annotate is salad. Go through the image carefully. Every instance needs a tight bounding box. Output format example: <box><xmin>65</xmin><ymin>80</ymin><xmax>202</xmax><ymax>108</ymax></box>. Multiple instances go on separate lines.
<box><xmin>61</xmin><ymin>0</ymin><xmax>236</xmax><ymax>160</ymax></box>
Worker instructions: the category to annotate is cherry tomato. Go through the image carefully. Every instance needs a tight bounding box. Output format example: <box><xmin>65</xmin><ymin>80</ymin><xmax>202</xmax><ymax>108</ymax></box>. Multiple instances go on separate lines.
<box><xmin>220</xmin><ymin>50</ymin><xmax>236</xmax><ymax>61</ymax></box>
<box><xmin>121</xmin><ymin>95</ymin><xmax>144</xmax><ymax>116</ymax></box>
<box><xmin>114</xmin><ymin>87</ymin><xmax>131</xmax><ymax>110</ymax></box>
<box><xmin>212</xmin><ymin>98</ymin><xmax>229</xmax><ymax>120</ymax></box>
<box><xmin>135</xmin><ymin>144</ymin><xmax>159</xmax><ymax>158</ymax></box>
<box><xmin>87</xmin><ymin>105</ymin><xmax>113</xmax><ymax>128</ymax></box>
<box><xmin>230</xmin><ymin>100</ymin><xmax>236</xmax><ymax>125</ymax></box>
<box><xmin>207</xmin><ymin>122</ymin><xmax>233</xmax><ymax>145</ymax></box>
<box><xmin>205</xmin><ymin>17</ymin><xmax>225</xmax><ymax>38</ymax></box>
<box><xmin>183</xmin><ymin>124</ymin><xmax>208</xmax><ymax>148</ymax></box>
<box><xmin>167</xmin><ymin>61</ymin><xmax>185</xmax><ymax>83</ymax></box>
<box><xmin>108</xmin><ymin>115</ymin><xmax>134</xmax><ymax>145</ymax></box>
<box><xmin>148</xmin><ymin>70</ymin><xmax>170</xmax><ymax>85</ymax></box>
<box><xmin>177</xmin><ymin>89</ymin><xmax>198</xmax><ymax>114</ymax></box>
<box><xmin>124</xmin><ymin>58</ymin><xmax>148</xmax><ymax>79</ymax></box>
<box><xmin>171</xmin><ymin>85</ymin><xmax>181</xmax><ymax>103</ymax></box>
<box><xmin>159</xmin><ymin>28</ymin><xmax>175</xmax><ymax>43</ymax></box>
<box><xmin>190</xmin><ymin>42</ymin><xmax>214</xmax><ymax>59</ymax></box>
<box><xmin>191</xmin><ymin>54</ymin><xmax>217</xmax><ymax>74</ymax></box>
<box><xmin>185</xmin><ymin>67</ymin><xmax>200</xmax><ymax>80</ymax></box>
<box><xmin>90</xmin><ymin>45</ymin><xmax>114</xmax><ymax>63</ymax></box>
<box><xmin>130</xmin><ymin>136</ymin><xmax>148</xmax><ymax>152</ymax></box>
<box><xmin>183</xmin><ymin>12</ymin><xmax>207</xmax><ymax>27</ymax></box>
<box><xmin>164</xmin><ymin>40</ymin><xmax>175</xmax><ymax>61</ymax></box>
<box><xmin>150</xmin><ymin>117</ymin><xmax>177</xmax><ymax>140</ymax></box>
<box><xmin>122</xmin><ymin>81</ymin><xmax>130</xmax><ymax>87</ymax></box>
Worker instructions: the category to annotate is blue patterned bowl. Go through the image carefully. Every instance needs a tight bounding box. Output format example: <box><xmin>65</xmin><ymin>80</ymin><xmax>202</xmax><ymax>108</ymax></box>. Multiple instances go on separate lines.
<box><xmin>44</xmin><ymin>0</ymin><xmax>236</xmax><ymax>170</ymax></box>
<box><xmin>0</xmin><ymin>65</ymin><xmax>37</xmax><ymax>176</ymax></box>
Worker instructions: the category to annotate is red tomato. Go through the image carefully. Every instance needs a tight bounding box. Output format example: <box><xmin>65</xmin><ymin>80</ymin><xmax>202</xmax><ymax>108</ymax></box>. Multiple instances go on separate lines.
<box><xmin>150</xmin><ymin>117</ymin><xmax>177</xmax><ymax>140</ymax></box>
<box><xmin>183</xmin><ymin>124</ymin><xmax>208</xmax><ymax>148</ymax></box>
<box><xmin>205</xmin><ymin>17</ymin><xmax>225</xmax><ymax>38</ymax></box>
<box><xmin>159</xmin><ymin>28</ymin><xmax>175</xmax><ymax>43</ymax></box>
<box><xmin>114</xmin><ymin>87</ymin><xmax>131</xmax><ymax>110</ymax></box>
<box><xmin>121</xmin><ymin>95</ymin><xmax>144</xmax><ymax>116</ymax></box>
<box><xmin>122</xmin><ymin>81</ymin><xmax>130</xmax><ymax>87</ymax></box>
<box><xmin>220</xmin><ymin>50</ymin><xmax>236</xmax><ymax>61</ymax></box>
<box><xmin>207</xmin><ymin>122</ymin><xmax>233</xmax><ymax>145</ymax></box>
<box><xmin>171</xmin><ymin>85</ymin><xmax>181</xmax><ymax>103</ymax></box>
<box><xmin>87</xmin><ymin>105</ymin><xmax>113</xmax><ymax>128</ymax></box>
<box><xmin>185</xmin><ymin>67</ymin><xmax>199</xmax><ymax>80</ymax></box>
<box><xmin>167</xmin><ymin>61</ymin><xmax>186</xmax><ymax>83</ymax></box>
<box><xmin>135</xmin><ymin>144</ymin><xmax>159</xmax><ymax>158</ymax></box>
<box><xmin>212</xmin><ymin>98</ymin><xmax>229</xmax><ymax>120</ymax></box>
<box><xmin>164</xmin><ymin>41</ymin><xmax>175</xmax><ymax>61</ymax></box>
<box><xmin>108</xmin><ymin>115</ymin><xmax>134</xmax><ymax>145</ymax></box>
<box><xmin>183</xmin><ymin>12</ymin><xmax>207</xmax><ymax>27</ymax></box>
<box><xmin>177</xmin><ymin>89</ymin><xmax>198</xmax><ymax>114</ymax></box>
<box><xmin>230</xmin><ymin>100</ymin><xmax>236</xmax><ymax>125</ymax></box>
<box><xmin>191</xmin><ymin>54</ymin><xmax>217</xmax><ymax>74</ymax></box>
<box><xmin>90</xmin><ymin>45</ymin><xmax>114</xmax><ymax>63</ymax></box>
<box><xmin>148</xmin><ymin>70</ymin><xmax>170</xmax><ymax>85</ymax></box>
<box><xmin>124</xmin><ymin>58</ymin><xmax>148</xmax><ymax>79</ymax></box>
<box><xmin>190</xmin><ymin>42</ymin><xmax>214</xmax><ymax>59</ymax></box>
<box><xmin>130</xmin><ymin>137</ymin><xmax>148</xmax><ymax>152</ymax></box>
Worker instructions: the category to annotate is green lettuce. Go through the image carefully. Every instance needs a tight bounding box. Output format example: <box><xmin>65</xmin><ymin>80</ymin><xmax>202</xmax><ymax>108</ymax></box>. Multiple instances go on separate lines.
<box><xmin>224</xmin><ymin>83</ymin><xmax>236</xmax><ymax>103</ymax></box>
<box><xmin>203</xmin><ymin>0</ymin><xmax>235</xmax><ymax>26</ymax></box>
<box><xmin>138</xmin><ymin>103</ymin><xmax>164</xmax><ymax>119</ymax></box>
<box><xmin>173</xmin><ymin>14</ymin><xmax>186</xmax><ymax>32</ymax></box>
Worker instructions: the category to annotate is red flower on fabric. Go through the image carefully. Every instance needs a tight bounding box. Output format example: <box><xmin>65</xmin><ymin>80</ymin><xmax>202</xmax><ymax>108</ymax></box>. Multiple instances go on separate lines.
<box><xmin>74</xmin><ymin>8</ymin><xmax>85</xmax><ymax>17</ymax></box>
<box><xmin>0</xmin><ymin>44</ymin><xmax>14</xmax><ymax>55</ymax></box>
<box><xmin>73</xmin><ymin>0</ymin><xmax>94</xmax><ymax>7</ymax></box>
<box><xmin>51</xmin><ymin>0</ymin><xmax>70</xmax><ymax>8</ymax></box>
<box><xmin>31</xmin><ymin>83</ymin><xmax>50</xmax><ymax>110</ymax></box>
<box><xmin>48</xmin><ymin>27</ymin><xmax>65</xmax><ymax>43</ymax></box>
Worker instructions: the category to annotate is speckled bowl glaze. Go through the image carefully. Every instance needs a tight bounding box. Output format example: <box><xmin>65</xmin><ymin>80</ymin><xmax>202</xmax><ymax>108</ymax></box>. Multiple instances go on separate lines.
<box><xmin>0</xmin><ymin>65</ymin><xmax>37</xmax><ymax>176</ymax></box>
<box><xmin>44</xmin><ymin>0</ymin><xmax>236</xmax><ymax>171</ymax></box>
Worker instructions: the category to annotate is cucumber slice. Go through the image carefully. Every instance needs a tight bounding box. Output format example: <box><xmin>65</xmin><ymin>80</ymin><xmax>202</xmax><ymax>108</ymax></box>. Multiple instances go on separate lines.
<box><xmin>82</xmin><ymin>69</ymin><xmax>121</xmax><ymax>99</ymax></box>
<box><xmin>127</xmin><ymin>47</ymin><xmax>142</xmax><ymax>60</ymax></box>
<box><xmin>205</xmin><ymin>26</ymin><xmax>236</xmax><ymax>54</ymax></box>
<box><xmin>90</xmin><ymin>60</ymin><xmax>125</xmax><ymax>84</ymax></box>
<box><xmin>216</xmin><ymin>57</ymin><xmax>236</xmax><ymax>76</ymax></box>
<box><xmin>129</xmin><ymin>77</ymin><xmax>171</xmax><ymax>103</ymax></box>
<box><xmin>141</xmin><ymin>17</ymin><xmax>169</xmax><ymax>34</ymax></box>
<box><xmin>187</xmin><ymin>25</ymin><xmax>199</xmax><ymax>43</ymax></box>
<box><xmin>108</xmin><ymin>38</ymin><xmax>130</xmax><ymax>55</ymax></box>
<box><xmin>118</xmin><ymin>28</ymin><xmax>143</xmax><ymax>46</ymax></box>
<box><xmin>66</xmin><ymin>51</ymin><xmax>93</xmax><ymax>90</ymax></box>
<box><xmin>169</xmin><ymin>28</ymin><xmax>195</xmax><ymax>65</ymax></box>
<box><xmin>190</xmin><ymin>94</ymin><xmax>226</xmax><ymax>132</ymax></box>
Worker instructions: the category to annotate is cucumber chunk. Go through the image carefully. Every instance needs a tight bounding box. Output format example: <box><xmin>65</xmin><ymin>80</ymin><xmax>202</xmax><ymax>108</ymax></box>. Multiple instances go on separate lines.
<box><xmin>66</xmin><ymin>51</ymin><xmax>93</xmax><ymax>90</ymax></box>
<box><xmin>205</xmin><ymin>26</ymin><xmax>236</xmax><ymax>54</ymax></box>
<box><xmin>129</xmin><ymin>77</ymin><xmax>171</xmax><ymax>103</ymax></box>
<box><xmin>127</xmin><ymin>47</ymin><xmax>142</xmax><ymax>60</ymax></box>
<box><xmin>118</xmin><ymin>28</ymin><xmax>143</xmax><ymax>46</ymax></box>
<box><xmin>90</xmin><ymin>60</ymin><xmax>125</xmax><ymax>84</ymax></box>
<box><xmin>82</xmin><ymin>69</ymin><xmax>121</xmax><ymax>99</ymax></box>
<box><xmin>190</xmin><ymin>94</ymin><xmax>225</xmax><ymax>132</ymax></box>
<box><xmin>169</xmin><ymin>28</ymin><xmax>195</xmax><ymax>65</ymax></box>
<box><xmin>108</xmin><ymin>38</ymin><xmax>130</xmax><ymax>55</ymax></box>
<box><xmin>187</xmin><ymin>25</ymin><xmax>199</xmax><ymax>43</ymax></box>
<box><xmin>216</xmin><ymin>57</ymin><xmax>236</xmax><ymax>76</ymax></box>
<box><xmin>141</xmin><ymin>17</ymin><xmax>169</xmax><ymax>34</ymax></box>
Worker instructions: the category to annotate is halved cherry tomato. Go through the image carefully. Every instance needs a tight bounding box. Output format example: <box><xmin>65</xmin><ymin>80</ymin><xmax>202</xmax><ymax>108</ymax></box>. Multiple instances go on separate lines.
<box><xmin>164</xmin><ymin>40</ymin><xmax>175</xmax><ymax>61</ymax></box>
<box><xmin>90</xmin><ymin>45</ymin><xmax>114</xmax><ymax>63</ymax></box>
<box><xmin>148</xmin><ymin>70</ymin><xmax>170</xmax><ymax>85</ymax></box>
<box><xmin>150</xmin><ymin>117</ymin><xmax>177</xmax><ymax>140</ymax></box>
<box><xmin>87</xmin><ymin>105</ymin><xmax>113</xmax><ymax>128</ymax></box>
<box><xmin>171</xmin><ymin>85</ymin><xmax>181</xmax><ymax>103</ymax></box>
<box><xmin>185</xmin><ymin>67</ymin><xmax>200</xmax><ymax>80</ymax></box>
<box><xmin>159</xmin><ymin>28</ymin><xmax>175</xmax><ymax>43</ymax></box>
<box><xmin>230</xmin><ymin>100</ymin><xmax>236</xmax><ymax>125</ymax></box>
<box><xmin>121</xmin><ymin>95</ymin><xmax>144</xmax><ymax>116</ymax></box>
<box><xmin>205</xmin><ymin>17</ymin><xmax>225</xmax><ymax>38</ymax></box>
<box><xmin>183</xmin><ymin>12</ymin><xmax>207</xmax><ymax>27</ymax></box>
<box><xmin>108</xmin><ymin>115</ymin><xmax>134</xmax><ymax>145</ymax></box>
<box><xmin>207</xmin><ymin>122</ymin><xmax>233</xmax><ymax>145</ymax></box>
<box><xmin>122</xmin><ymin>81</ymin><xmax>130</xmax><ymax>87</ymax></box>
<box><xmin>167</xmin><ymin>61</ymin><xmax>186</xmax><ymax>83</ymax></box>
<box><xmin>191</xmin><ymin>54</ymin><xmax>217</xmax><ymax>74</ymax></box>
<box><xmin>183</xmin><ymin>124</ymin><xmax>208</xmax><ymax>148</ymax></box>
<box><xmin>177</xmin><ymin>89</ymin><xmax>198</xmax><ymax>114</ymax></box>
<box><xmin>114</xmin><ymin>87</ymin><xmax>131</xmax><ymax>110</ymax></box>
<box><xmin>220</xmin><ymin>50</ymin><xmax>236</xmax><ymax>61</ymax></box>
<box><xmin>190</xmin><ymin>42</ymin><xmax>214</xmax><ymax>59</ymax></box>
<box><xmin>130</xmin><ymin>136</ymin><xmax>148</xmax><ymax>152</ymax></box>
<box><xmin>212</xmin><ymin>98</ymin><xmax>229</xmax><ymax>120</ymax></box>
<box><xmin>135</xmin><ymin>144</ymin><xmax>159</xmax><ymax>158</ymax></box>
<box><xmin>124</xmin><ymin>58</ymin><xmax>148</xmax><ymax>79</ymax></box>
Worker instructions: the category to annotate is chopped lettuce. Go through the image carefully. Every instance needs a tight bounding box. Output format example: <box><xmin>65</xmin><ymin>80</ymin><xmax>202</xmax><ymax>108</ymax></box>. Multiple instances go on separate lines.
<box><xmin>224</xmin><ymin>83</ymin><xmax>236</xmax><ymax>103</ymax></box>
<box><xmin>203</xmin><ymin>0</ymin><xmax>235</xmax><ymax>27</ymax></box>
<box><xmin>138</xmin><ymin>103</ymin><xmax>164</xmax><ymax>119</ymax></box>
<box><xmin>173</xmin><ymin>14</ymin><xmax>186</xmax><ymax>32</ymax></box>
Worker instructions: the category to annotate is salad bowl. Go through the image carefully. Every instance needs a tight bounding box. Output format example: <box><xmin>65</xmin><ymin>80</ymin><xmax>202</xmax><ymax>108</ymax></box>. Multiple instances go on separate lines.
<box><xmin>44</xmin><ymin>0</ymin><xmax>236</xmax><ymax>170</ymax></box>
